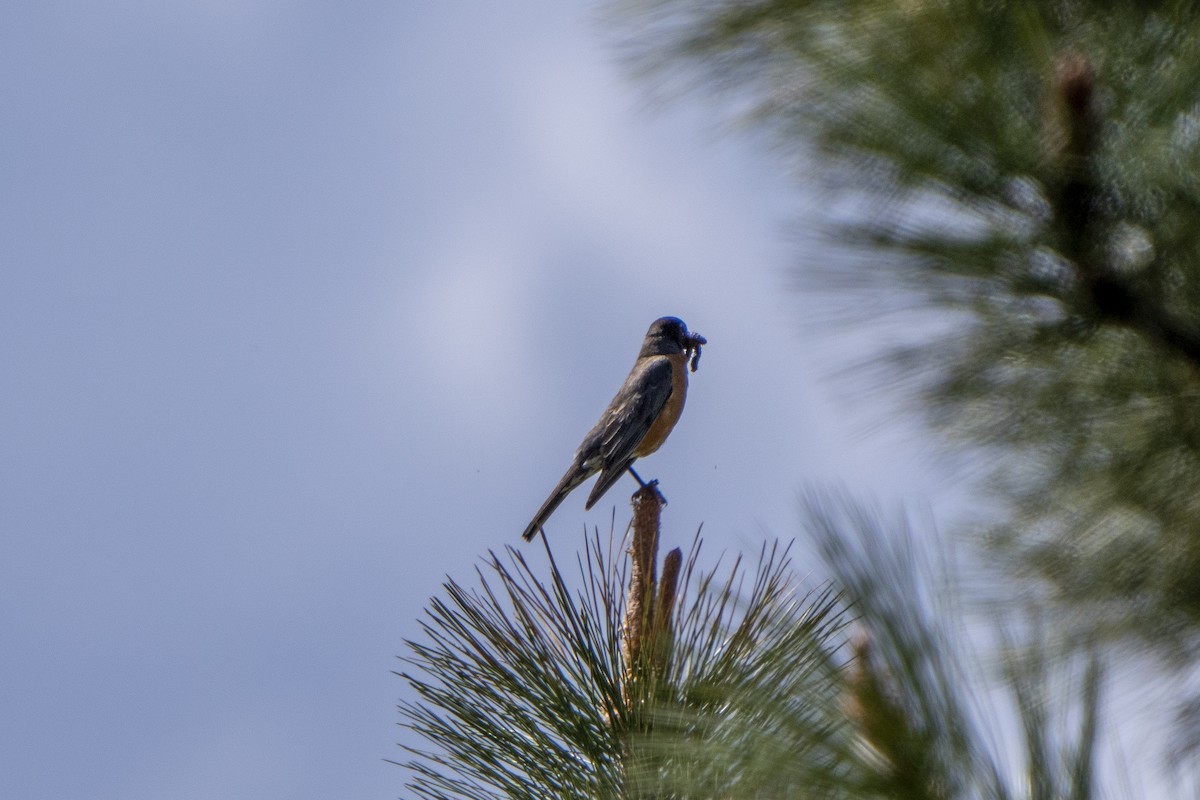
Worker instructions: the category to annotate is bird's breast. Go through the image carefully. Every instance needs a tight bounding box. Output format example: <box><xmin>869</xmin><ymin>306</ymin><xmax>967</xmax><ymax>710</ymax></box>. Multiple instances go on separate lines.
<box><xmin>634</xmin><ymin>353</ymin><xmax>688</xmax><ymax>457</ymax></box>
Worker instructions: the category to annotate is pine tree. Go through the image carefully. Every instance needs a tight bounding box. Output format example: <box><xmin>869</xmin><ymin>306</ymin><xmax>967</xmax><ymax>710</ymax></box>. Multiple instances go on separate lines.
<box><xmin>399</xmin><ymin>490</ymin><xmax>1108</xmax><ymax>798</ymax></box>
<box><xmin>397</xmin><ymin>2</ymin><xmax>1200</xmax><ymax>793</ymax></box>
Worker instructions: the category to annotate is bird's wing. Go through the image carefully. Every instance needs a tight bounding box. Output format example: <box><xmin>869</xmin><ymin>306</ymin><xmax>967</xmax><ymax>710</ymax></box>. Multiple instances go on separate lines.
<box><xmin>584</xmin><ymin>356</ymin><xmax>674</xmax><ymax>510</ymax></box>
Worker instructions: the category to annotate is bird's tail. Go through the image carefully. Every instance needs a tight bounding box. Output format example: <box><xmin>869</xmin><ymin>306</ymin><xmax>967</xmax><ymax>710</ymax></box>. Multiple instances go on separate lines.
<box><xmin>522</xmin><ymin>465</ymin><xmax>590</xmax><ymax>541</ymax></box>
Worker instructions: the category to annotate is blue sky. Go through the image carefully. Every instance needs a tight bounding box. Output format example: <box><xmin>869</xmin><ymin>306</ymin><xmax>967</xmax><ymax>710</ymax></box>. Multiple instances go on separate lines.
<box><xmin>2</xmin><ymin>3</ymin><xmax>997</xmax><ymax>799</ymax></box>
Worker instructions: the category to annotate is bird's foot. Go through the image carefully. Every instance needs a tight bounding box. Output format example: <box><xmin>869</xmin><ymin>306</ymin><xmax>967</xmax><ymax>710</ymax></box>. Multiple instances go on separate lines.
<box><xmin>633</xmin><ymin>479</ymin><xmax>665</xmax><ymax>507</ymax></box>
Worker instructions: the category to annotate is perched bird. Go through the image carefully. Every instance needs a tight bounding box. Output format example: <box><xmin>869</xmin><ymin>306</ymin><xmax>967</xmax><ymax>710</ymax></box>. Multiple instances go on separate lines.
<box><xmin>522</xmin><ymin>316</ymin><xmax>706</xmax><ymax>541</ymax></box>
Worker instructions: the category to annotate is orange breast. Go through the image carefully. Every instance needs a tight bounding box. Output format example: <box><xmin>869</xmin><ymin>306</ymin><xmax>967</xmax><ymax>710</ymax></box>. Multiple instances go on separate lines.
<box><xmin>634</xmin><ymin>353</ymin><xmax>688</xmax><ymax>457</ymax></box>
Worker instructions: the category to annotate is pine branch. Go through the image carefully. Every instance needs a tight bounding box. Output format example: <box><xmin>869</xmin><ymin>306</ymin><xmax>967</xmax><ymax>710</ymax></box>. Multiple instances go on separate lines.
<box><xmin>399</xmin><ymin>497</ymin><xmax>849</xmax><ymax>798</ymax></box>
<box><xmin>1048</xmin><ymin>49</ymin><xmax>1200</xmax><ymax>369</ymax></box>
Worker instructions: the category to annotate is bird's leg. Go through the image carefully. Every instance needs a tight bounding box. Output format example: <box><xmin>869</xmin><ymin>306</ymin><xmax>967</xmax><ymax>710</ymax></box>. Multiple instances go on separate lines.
<box><xmin>627</xmin><ymin>465</ymin><xmax>648</xmax><ymax>487</ymax></box>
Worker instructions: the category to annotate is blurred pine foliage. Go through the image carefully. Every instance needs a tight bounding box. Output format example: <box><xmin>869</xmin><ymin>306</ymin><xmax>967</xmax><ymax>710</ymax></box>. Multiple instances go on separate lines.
<box><xmin>612</xmin><ymin>0</ymin><xmax>1200</xmax><ymax>658</ymax></box>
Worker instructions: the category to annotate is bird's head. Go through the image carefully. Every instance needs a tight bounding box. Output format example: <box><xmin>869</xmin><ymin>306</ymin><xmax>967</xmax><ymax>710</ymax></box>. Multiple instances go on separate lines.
<box><xmin>641</xmin><ymin>316</ymin><xmax>706</xmax><ymax>371</ymax></box>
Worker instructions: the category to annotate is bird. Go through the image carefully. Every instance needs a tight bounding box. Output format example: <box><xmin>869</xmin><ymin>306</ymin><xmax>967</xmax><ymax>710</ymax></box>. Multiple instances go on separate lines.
<box><xmin>522</xmin><ymin>316</ymin><xmax>706</xmax><ymax>541</ymax></box>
